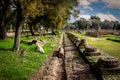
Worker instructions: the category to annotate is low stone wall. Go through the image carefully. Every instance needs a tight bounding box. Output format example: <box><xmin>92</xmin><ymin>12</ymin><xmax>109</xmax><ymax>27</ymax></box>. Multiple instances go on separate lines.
<box><xmin>66</xmin><ymin>32</ymin><xmax>120</xmax><ymax>80</ymax></box>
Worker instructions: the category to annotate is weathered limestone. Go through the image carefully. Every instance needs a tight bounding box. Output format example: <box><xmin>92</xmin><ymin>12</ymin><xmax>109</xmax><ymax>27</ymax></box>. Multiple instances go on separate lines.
<box><xmin>78</xmin><ymin>39</ymin><xmax>89</xmax><ymax>49</ymax></box>
<box><xmin>36</xmin><ymin>45</ymin><xmax>44</xmax><ymax>53</ymax></box>
<box><xmin>35</xmin><ymin>40</ymin><xmax>45</xmax><ymax>53</ymax></box>
<box><xmin>97</xmin><ymin>56</ymin><xmax>119</xmax><ymax>68</ymax></box>
<box><xmin>72</xmin><ymin>36</ymin><xmax>77</xmax><ymax>44</ymax></box>
<box><xmin>83</xmin><ymin>47</ymin><xmax>101</xmax><ymax>56</ymax></box>
<box><xmin>58</xmin><ymin>47</ymin><xmax>64</xmax><ymax>58</ymax></box>
<box><xmin>74</xmin><ymin>37</ymin><xmax>80</xmax><ymax>46</ymax></box>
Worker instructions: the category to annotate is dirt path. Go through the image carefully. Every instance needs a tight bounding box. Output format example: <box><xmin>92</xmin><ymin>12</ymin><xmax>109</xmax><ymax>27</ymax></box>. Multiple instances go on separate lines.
<box><xmin>30</xmin><ymin>33</ymin><xmax>97</xmax><ymax>80</ymax></box>
<box><xmin>30</xmin><ymin>33</ymin><xmax>65</xmax><ymax>80</ymax></box>
<box><xmin>63</xmin><ymin>34</ymin><xmax>97</xmax><ymax>80</ymax></box>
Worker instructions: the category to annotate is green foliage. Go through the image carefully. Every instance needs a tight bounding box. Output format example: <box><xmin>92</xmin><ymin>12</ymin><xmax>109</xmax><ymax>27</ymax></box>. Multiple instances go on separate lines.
<box><xmin>90</xmin><ymin>16</ymin><xmax>101</xmax><ymax>30</ymax></box>
<box><xmin>78</xmin><ymin>18</ymin><xmax>91</xmax><ymax>30</ymax></box>
<box><xmin>101</xmin><ymin>20</ymin><xmax>114</xmax><ymax>29</ymax></box>
<box><xmin>90</xmin><ymin>16</ymin><xmax>101</xmax><ymax>21</ymax></box>
<box><xmin>38</xmin><ymin>0</ymin><xmax>78</xmax><ymax>29</ymax></box>
<box><xmin>54</xmin><ymin>29</ymin><xmax>61</xmax><ymax>35</ymax></box>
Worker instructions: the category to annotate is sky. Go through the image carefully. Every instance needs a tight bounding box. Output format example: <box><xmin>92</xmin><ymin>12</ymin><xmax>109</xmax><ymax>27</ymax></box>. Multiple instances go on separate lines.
<box><xmin>69</xmin><ymin>0</ymin><xmax>120</xmax><ymax>23</ymax></box>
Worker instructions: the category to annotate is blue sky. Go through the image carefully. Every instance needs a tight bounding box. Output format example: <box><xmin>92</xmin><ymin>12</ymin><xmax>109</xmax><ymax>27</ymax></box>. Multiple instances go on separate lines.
<box><xmin>69</xmin><ymin>0</ymin><xmax>120</xmax><ymax>23</ymax></box>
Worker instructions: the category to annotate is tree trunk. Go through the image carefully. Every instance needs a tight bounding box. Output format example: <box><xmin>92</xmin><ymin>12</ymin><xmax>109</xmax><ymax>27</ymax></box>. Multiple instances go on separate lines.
<box><xmin>52</xmin><ymin>28</ymin><xmax>55</xmax><ymax>35</ymax></box>
<box><xmin>28</xmin><ymin>22</ymin><xmax>35</xmax><ymax>36</ymax></box>
<box><xmin>51</xmin><ymin>25</ymin><xmax>55</xmax><ymax>35</ymax></box>
<box><xmin>13</xmin><ymin>1</ymin><xmax>23</xmax><ymax>51</ymax></box>
<box><xmin>6</xmin><ymin>10</ymin><xmax>17</xmax><ymax>29</ymax></box>
<box><xmin>0</xmin><ymin>24</ymin><xmax>7</xmax><ymax>40</ymax></box>
<box><xmin>13</xmin><ymin>22</ymin><xmax>22</xmax><ymax>51</ymax></box>
<box><xmin>0</xmin><ymin>0</ymin><xmax>10</xmax><ymax>40</ymax></box>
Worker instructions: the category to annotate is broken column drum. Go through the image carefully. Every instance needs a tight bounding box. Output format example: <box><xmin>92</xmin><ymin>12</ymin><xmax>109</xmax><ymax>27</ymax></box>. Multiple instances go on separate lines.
<box><xmin>83</xmin><ymin>47</ymin><xmax>101</xmax><ymax>56</ymax></box>
<box><xmin>78</xmin><ymin>39</ymin><xmax>88</xmax><ymax>49</ymax></box>
<box><xmin>75</xmin><ymin>38</ymin><xmax>81</xmax><ymax>47</ymax></box>
<box><xmin>71</xmin><ymin>36</ymin><xmax>77</xmax><ymax>43</ymax></box>
<box><xmin>72</xmin><ymin>36</ymin><xmax>77</xmax><ymax>43</ymax></box>
<box><xmin>97</xmin><ymin>56</ymin><xmax>120</xmax><ymax>68</ymax></box>
<box><xmin>58</xmin><ymin>47</ymin><xmax>64</xmax><ymax>58</ymax></box>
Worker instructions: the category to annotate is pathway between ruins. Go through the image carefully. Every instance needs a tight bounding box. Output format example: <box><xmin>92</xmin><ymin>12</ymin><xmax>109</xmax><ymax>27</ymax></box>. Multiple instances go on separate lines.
<box><xmin>63</xmin><ymin>34</ymin><xmax>97</xmax><ymax>80</ymax></box>
<box><xmin>31</xmin><ymin>33</ymin><xmax>97</xmax><ymax>80</ymax></box>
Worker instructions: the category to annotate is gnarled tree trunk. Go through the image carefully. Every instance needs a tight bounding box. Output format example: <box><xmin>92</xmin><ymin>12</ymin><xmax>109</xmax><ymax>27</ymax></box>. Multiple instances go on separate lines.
<box><xmin>0</xmin><ymin>0</ymin><xmax>11</xmax><ymax>40</ymax></box>
<box><xmin>0</xmin><ymin>23</ymin><xmax>7</xmax><ymax>40</ymax></box>
<box><xmin>13</xmin><ymin>1</ymin><xmax>23</xmax><ymax>51</ymax></box>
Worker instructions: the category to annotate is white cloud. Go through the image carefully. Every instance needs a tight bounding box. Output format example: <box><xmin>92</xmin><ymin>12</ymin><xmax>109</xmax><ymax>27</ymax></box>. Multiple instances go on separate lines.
<box><xmin>74</xmin><ymin>13</ymin><xmax>118</xmax><ymax>22</ymax></box>
<box><xmin>77</xmin><ymin>0</ymin><xmax>98</xmax><ymax>10</ymax></box>
<box><xmin>96</xmin><ymin>13</ymin><xmax>118</xmax><ymax>21</ymax></box>
<box><xmin>80</xmin><ymin>10</ymin><xmax>85</xmax><ymax>14</ymax></box>
<box><xmin>89</xmin><ymin>0</ymin><xmax>98</xmax><ymax>2</ymax></box>
<box><xmin>102</xmin><ymin>0</ymin><xmax>120</xmax><ymax>9</ymax></box>
<box><xmin>75</xmin><ymin>14</ymin><xmax>91</xmax><ymax>20</ymax></box>
<box><xmin>78</xmin><ymin>0</ymin><xmax>90</xmax><ymax>6</ymax></box>
<box><xmin>84</xmin><ymin>6</ymin><xmax>94</xmax><ymax>11</ymax></box>
<box><xmin>80</xmin><ymin>14</ymin><xmax>91</xmax><ymax>20</ymax></box>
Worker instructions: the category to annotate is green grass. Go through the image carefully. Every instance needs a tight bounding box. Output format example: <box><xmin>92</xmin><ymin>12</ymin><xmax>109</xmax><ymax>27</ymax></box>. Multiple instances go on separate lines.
<box><xmin>102</xmin><ymin>34</ymin><xmax>120</xmax><ymax>39</ymax></box>
<box><xmin>72</xmin><ymin>32</ymin><xmax>120</xmax><ymax>60</ymax></box>
<box><xmin>0</xmin><ymin>33</ymin><xmax>61</xmax><ymax>80</ymax></box>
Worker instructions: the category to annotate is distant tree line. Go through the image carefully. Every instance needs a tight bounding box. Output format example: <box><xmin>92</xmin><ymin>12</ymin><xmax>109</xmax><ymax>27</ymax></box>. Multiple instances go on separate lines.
<box><xmin>69</xmin><ymin>16</ymin><xmax>120</xmax><ymax>31</ymax></box>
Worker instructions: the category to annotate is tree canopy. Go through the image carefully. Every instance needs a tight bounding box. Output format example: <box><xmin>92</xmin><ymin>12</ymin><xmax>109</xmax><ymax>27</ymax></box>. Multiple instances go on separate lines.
<box><xmin>0</xmin><ymin>0</ymin><xmax>79</xmax><ymax>51</ymax></box>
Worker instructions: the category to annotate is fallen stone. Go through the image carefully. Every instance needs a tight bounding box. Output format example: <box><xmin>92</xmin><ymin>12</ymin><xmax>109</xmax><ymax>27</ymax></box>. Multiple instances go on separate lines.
<box><xmin>58</xmin><ymin>48</ymin><xmax>64</xmax><ymax>58</ymax></box>
<box><xmin>83</xmin><ymin>47</ymin><xmax>101</xmax><ymax>56</ymax></box>
<box><xmin>36</xmin><ymin>45</ymin><xmax>44</xmax><ymax>54</ymax></box>
<box><xmin>36</xmin><ymin>41</ymin><xmax>44</xmax><ymax>47</ymax></box>
<box><xmin>97</xmin><ymin>56</ymin><xmax>119</xmax><ymax>68</ymax></box>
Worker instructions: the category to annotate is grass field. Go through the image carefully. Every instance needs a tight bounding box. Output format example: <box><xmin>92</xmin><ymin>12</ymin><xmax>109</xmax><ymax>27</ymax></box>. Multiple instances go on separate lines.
<box><xmin>72</xmin><ymin>32</ymin><xmax>120</xmax><ymax>60</ymax></box>
<box><xmin>0</xmin><ymin>33</ymin><xmax>61</xmax><ymax>80</ymax></box>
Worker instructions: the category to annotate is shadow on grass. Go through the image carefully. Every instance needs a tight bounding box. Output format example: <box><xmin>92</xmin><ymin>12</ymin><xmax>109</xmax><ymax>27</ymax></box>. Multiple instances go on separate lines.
<box><xmin>85</xmin><ymin>34</ymin><xmax>98</xmax><ymax>38</ymax></box>
<box><xmin>0</xmin><ymin>47</ymin><xmax>12</xmax><ymax>51</ymax></box>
